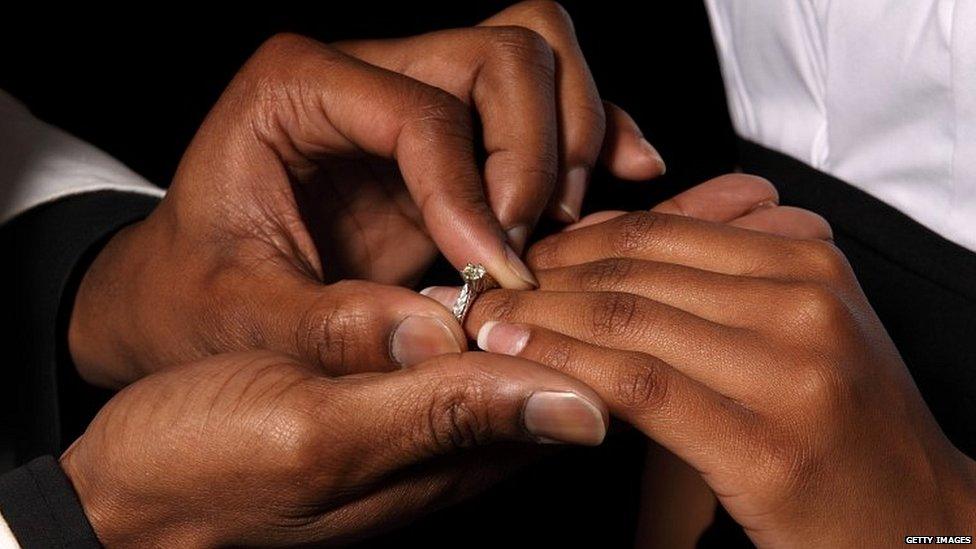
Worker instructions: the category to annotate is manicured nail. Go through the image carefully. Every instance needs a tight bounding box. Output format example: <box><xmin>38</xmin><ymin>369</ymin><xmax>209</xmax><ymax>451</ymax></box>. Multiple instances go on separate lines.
<box><xmin>390</xmin><ymin>315</ymin><xmax>462</xmax><ymax>367</ymax></box>
<box><xmin>505</xmin><ymin>244</ymin><xmax>538</xmax><ymax>289</ymax></box>
<box><xmin>639</xmin><ymin>137</ymin><xmax>666</xmax><ymax>175</ymax></box>
<box><xmin>523</xmin><ymin>391</ymin><xmax>607</xmax><ymax>446</ymax></box>
<box><xmin>559</xmin><ymin>166</ymin><xmax>589</xmax><ymax>222</ymax></box>
<box><xmin>420</xmin><ymin>286</ymin><xmax>460</xmax><ymax>311</ymax></box>
<box><xmin>477</xmin><ymin>321</ymin><xmax>529</xmax><ymax>356</ymax></box>
<box><xmin>505</xmin><ymin>225</ymin><xmax>529</xmax><ymax>255</ymax></box>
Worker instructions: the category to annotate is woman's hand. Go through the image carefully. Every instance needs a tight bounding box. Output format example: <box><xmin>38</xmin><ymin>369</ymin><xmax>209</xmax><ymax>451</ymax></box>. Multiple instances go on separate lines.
<box><xmin>427</xmin><ymin>174</ymin><xmax>976</xmax><ymax>546</ymax></box>
<box><xmin>69</xmin><ymin>2</ymin><xmax>662</xmax><ymax>388</ymax></box>
<box><xmin>60</xmin><ymin>350</ymin><xmax>608</xmax><ymax>547</ymax></box>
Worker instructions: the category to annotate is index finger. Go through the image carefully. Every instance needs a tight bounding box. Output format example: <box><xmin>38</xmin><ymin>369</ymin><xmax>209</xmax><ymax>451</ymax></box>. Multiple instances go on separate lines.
<box><xmin>234</xmin><ymin>34</ymin><xmax>538</xmax><ymax>289</ymax></box>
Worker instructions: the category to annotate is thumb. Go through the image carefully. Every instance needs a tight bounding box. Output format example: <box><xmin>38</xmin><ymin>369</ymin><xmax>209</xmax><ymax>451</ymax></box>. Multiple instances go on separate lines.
<box><xmin>323</xmin><ymin>351</ymin><xmax>608</xmax><ymax>479</ymax></box>
<box><xmin>258</xmin><ymin>278</ymin><xmax>468</xmax><ymax>375</ymax></box>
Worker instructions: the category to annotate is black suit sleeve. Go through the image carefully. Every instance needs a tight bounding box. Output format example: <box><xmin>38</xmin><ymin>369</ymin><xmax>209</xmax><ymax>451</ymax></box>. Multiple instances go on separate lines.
<box><xmin>1</xmin><ymin>191</ymin><xmax>160</xmax><ymax>470</ymax></box>
<box><xmin>0</xmin><ymin>191</ymin><xmax>160</xmax><ymax>548</ymax></box>
<box><xmin>0</xmin><ymin>455</ymin><xmax>101</xmax><ymax>548</ymax></box>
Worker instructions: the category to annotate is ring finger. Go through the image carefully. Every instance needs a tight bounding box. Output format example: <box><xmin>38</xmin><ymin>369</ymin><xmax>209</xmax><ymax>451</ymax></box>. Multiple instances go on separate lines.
<box><xmin>423</xmin><ymin>287</ymin><xmax>774</xmax><ymax>399</ymax></box>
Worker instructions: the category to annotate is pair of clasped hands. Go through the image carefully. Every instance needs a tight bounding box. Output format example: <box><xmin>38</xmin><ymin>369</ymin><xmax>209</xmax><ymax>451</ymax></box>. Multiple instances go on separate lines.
<box><xmin>61</xmin><ymin>2</ymin><xmax>975</xmax><ymax>547</ymax></box>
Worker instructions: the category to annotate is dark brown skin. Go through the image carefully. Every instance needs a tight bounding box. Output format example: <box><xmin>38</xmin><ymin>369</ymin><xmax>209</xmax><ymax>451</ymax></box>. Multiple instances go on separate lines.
<box><xmin>68</xmin><ymin>1</ymin><xmax>665</xmax><ymax>389</ymax></box>
<box><xmin>60</xmin><ymin>6</ymin><xmax>809</xmax><ymax>545</ymax></box>
<box><xmin>421</xmin><ymin>183</ymin><xmax>976</xmax><ymax>547</ymax></box>
<box><xmin>59</xmin><ymin>176</ymin><xmax>802</xmax><ymax>547</ymax></box>
<box><xmin>60</xmin><ymin>2</ymin><xmax>940</xmax><ymax>544</ymax></box>
<box><xmin>60</xmin><ymin>351</ymin><xmax>609</xmax><ymax>547</ymax></box>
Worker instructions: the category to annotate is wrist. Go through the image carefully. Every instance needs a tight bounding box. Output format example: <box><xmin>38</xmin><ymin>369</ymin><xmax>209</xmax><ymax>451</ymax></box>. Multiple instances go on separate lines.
<box><xmin>68</xmin><ymin>219</ymin><xmax>155</xmax><ymax>388</ymax></box>
<box><xmin>59</xmin><ymin>443</ymin><xmax>210</xmax><ymax>548</ymax></box>
<box><xmin>58</xmin><ymin>447</ymin><xmax>125</xmax><ymax>547</ymax></box>
<box><xmin>770</xmin><ymin>443</ymin><xmax>976</xmax><ymax>546</ymax></box>
<box><xmin>941</xmin><ymin>448</ymin><xmax>976</xmax><ymax>534</ymax></box>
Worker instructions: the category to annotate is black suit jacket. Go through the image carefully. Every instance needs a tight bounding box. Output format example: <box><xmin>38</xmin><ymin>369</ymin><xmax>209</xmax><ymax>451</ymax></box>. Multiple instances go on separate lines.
<box><xmin>0</xmin><ymin>191</ymin><xmax>159</xmax><ymax>548</ymax></box>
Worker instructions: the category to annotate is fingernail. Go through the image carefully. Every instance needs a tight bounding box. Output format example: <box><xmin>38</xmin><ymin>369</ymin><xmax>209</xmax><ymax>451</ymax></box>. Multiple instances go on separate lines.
<box><xmin>559</xmin><ymin>166</ymin><xmax>589</xmax><ymax>222</ymax></box>
<box><xmin>391</xmin><ymin>315</ymin><xmax>462</xmax><ymax>367</ymax></box>
<box><xmin>523</xmin><ymin>392</ymin><xmax>606</xmax><ymax>446</ymax></box>
<box><xmin>505</xmin><ymin>244</ymin><xmax>538</xmax><ymax>289</ymax></box>
<box><xmin>747</xmin><ymin>199</ymin><xmax>778</xmax><ymax>213</ymax></box>
<box><xmin>477</xmin><ymin>321</ymin><xmax>530</xmax><ymax>355</ymax></box>
<box><xmin>639</xmin><ymin>137</ymin><xmax>666</xmax><ymax>175</ymax></box>
<box><xmin>505</xmin><ymin>225</ymin><xmax>529</xmax><ymax>254</ymax></box>
<box><xmin>420</xmin><ymin>286</ymin><xmax>460</xmax><ymax>311</ymax></box>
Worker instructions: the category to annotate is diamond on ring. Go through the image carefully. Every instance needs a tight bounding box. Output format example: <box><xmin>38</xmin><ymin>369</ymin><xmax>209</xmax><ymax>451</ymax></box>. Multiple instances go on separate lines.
<box><xmin>452</xmin><ymin>263</ymin><xmax>497</xmax><ymax>324</ymax></box>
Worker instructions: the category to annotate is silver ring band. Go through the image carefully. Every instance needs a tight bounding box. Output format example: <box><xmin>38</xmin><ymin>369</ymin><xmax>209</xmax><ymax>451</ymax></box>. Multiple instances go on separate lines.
<box><xmin>452</xmin><ymin>263</ymin><xmax>497</xmax><ymax>324</ymax></box>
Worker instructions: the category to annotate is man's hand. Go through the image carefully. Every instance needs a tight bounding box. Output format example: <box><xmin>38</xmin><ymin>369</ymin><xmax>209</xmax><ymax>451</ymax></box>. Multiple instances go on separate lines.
<box><xmin>69</xmin><ymin>2</ymin><xmax>663</xmax><ymax>388</ymax></box>
<box><xmin>335</xmin><ymin>0</ymin><xmax>665</xmax><ymax>229</ymax></box>
<box><xmin>60</xmin><ymin>350</ymin><xmax>607</xmax><ymax>547</ymax></box>
<box><xmin>428</xmin><ymin>173</ymin><xmax>976</xmax><ymax>546</ymax></box>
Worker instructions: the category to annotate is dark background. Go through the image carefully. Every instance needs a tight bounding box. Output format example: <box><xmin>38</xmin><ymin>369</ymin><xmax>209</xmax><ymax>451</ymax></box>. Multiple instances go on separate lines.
<box><xmin>1</xmin><ymin>2</ymin><xmax>738</xmax><ymax>546</ymax></box>
<box><xmin>0</xmin><ymin>1</ymin><xmax>736</xmax><ymax>209</ymax></box>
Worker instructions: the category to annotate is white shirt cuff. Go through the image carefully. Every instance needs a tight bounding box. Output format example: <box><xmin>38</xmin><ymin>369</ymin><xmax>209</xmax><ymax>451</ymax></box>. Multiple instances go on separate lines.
<box><xmin>0</xmin><ymin>512</ymin><xmax>21</xmax><ymax>549</ymax></box>
<box><xmin>0</xmin><ymin>89</ymin><xmax>164</xmax><ymax>226</ymax></box>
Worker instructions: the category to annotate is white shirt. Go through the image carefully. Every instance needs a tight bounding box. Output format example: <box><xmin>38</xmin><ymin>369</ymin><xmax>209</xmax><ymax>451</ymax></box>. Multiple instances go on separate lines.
<box><xmin>0</xmin><ymin>90</ymin><xmax>163</xmax><ymax>225</ymax></box>
<box><xmin>0</xmin><ymin>515</ymin><xmax>20</xmax><ymax>549</ymax></box>
<box><xmin>704</xmin><ymin>0</ymin><xmax>976</xmax><ymax>252</ymax></box>
<box><xmin>0</xmin><ymin>515</ymin><xmax>17</xmax><ymax>548</ymax></box>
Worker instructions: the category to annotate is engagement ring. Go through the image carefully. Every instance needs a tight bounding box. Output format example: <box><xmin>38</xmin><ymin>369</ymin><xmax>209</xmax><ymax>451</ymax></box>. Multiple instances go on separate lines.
<box><xmin>452</xmin><ymin>263</ymin><xmax>497</xmax><ymax>324</ymax></box>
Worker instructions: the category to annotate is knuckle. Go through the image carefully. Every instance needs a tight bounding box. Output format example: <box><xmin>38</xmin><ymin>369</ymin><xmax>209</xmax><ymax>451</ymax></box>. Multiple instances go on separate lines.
<box><xmin>244</xmin><ymin>34</ymin><xmax>310</xmax><ymax>82</ymax></box>
<box><xmin>612</xmin><ymin>354</ymin><xmax>671</xmax><ymax>412</ymax></box>
<box><xmin>526</xmin><ymin>236</ymin><xmax>560</xmax><ymax>268</ymax></box>
<box><xmin>245</xmin><ymin>372</ymin><xmax>327</xmax><ymax>472</ymax></box>
<box><xmin>255</xmin><ymin>32</ymin><xmax>309</xmax><ymax>57</ymax></box>
<box><xmin>236</xmin><ymin>35</ymin><xmax>341</xmax><ymax>144</ymax></box>
<box><xmin>792</xmin><ymin>365</ymin><xmax>848</xmax><ymax>416</ymax></box>
<box><xmin>473</xmin><ymin>289</ymin><xmax>520</xmax><ymax>321</ymax></box>
<box><xmin>796</xmin><ymin>240</ymin><xmax>853</xmax><ymax>284</ymax></box>
<box><xmin>423</xmin><ymin>376</ymin><xmax>493</xmax><ymax>452</ymax></box>
<box><xmin>489</xmin><ymin>26</ymin><xmax>555</xmax><ymax>70</ymax></box>
<box><xmin>240</xmin><ymin>75</ymin><xmax>295</xmax><ymax>140</ymax></box>
<box><xmin>518</xmin><ymin>0</ymin><xmax>573</xmax><ymax>30</ymax></box>
<box><xmin>575</xmin><ymin>258</ymin><xmax>636</xmax><ymax>291</ymax></box>
<box><xmin>409</xmin><ymin>93</ymin><xmax>472</xmax><ymax>139</ymax></box>
<box><xmin>612</xmin><ymin>212</ymin><xmax>669</xmax><ymax>256</ymax></box>
<box><xmin>783</xmin><ymin>281</ymin><xmax>852</xmax><ymax>334</ymax></box>
<box><xmin>272</xmin><ymin>409</ymin><xmax>322</xmax><ymax>471</ymax></box>
<box><xmin>590</xmin><ymin>291</ymin><xmax>641</xmax><ymax>337</ymax></box>
<box><xmin>538</xmin><ymin>335</ymin><xmax>573</xmax><ymax>371</ymax></box>
<box><xmin>519</xmin><ymin>0</ymin><xmax>571</xmax><ymax>22</ymax></box>
<box><xmin>244</xmin><ymin>33</ymin><xmax>318</xmax><ymax>86</ymax></box>
<box><xmin>296</xmin><ymin>282</ymin><xmax>372</xmax><ymax>368</ymax></box>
